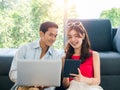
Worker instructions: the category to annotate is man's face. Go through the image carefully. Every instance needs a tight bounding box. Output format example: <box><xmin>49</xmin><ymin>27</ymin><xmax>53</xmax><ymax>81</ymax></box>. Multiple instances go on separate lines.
<box><xmin>40</xmin><ymin>27</ymin><xmax>58</xmax><ymax>47</ymax></box>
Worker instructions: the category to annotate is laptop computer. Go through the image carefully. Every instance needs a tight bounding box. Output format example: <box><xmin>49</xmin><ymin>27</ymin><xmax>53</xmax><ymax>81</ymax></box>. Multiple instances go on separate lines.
<box><xmin>17</xmin><ymin>60</ymin><xmax>62</xmax><ymax>87</ymax></box>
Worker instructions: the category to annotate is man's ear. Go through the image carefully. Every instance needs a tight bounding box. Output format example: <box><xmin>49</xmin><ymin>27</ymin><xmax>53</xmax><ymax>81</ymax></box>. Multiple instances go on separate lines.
<box><xmin>40</xmin><ymin>31</ymin><xmax>44</xmax><ymax>37</ymax></box>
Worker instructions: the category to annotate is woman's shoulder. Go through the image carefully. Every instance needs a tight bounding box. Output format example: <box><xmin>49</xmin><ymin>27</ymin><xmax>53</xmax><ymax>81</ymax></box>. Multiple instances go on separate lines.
<box><xmin>90</xmin><ymin>50</ymin><xmax>99</xmax><ymax>55</ymax></box>
<box><xmin>91</xmin><ymin>50</ymin><xmax>100</xmax><ymax>61</ymax></box>
<box><xmin>92</xmin><ymin>50</ymin><xmax>99</xmax><ymax>54</ymax></box>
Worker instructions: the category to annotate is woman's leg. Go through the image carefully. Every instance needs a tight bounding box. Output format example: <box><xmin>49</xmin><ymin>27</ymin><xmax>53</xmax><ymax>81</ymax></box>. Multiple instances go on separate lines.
<box><xmin>88</xmin><ymin>85</ymin><xmax>103</xmax><ymax>90</ymax></box>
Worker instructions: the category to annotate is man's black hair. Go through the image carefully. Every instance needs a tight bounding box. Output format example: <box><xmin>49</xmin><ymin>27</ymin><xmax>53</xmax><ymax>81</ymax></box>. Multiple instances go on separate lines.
<box><xmin>40</xmin><ymin>21</ymin><xmax>58</xmax><ymax>33</ymax></box>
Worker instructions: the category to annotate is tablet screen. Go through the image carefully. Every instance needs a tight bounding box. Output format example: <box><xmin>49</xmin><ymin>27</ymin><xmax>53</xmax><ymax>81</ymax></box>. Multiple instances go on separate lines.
<box><xmin>63</xmin><ymin>59</ymin><xmax>81</xmax><ymax>77</ymax></box>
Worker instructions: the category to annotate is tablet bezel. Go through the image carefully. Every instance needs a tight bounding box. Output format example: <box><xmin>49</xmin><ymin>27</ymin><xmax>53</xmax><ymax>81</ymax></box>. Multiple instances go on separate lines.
<box><xmin>63</xmin><ymin>59</ymin><xmax>81</xmax><ymax>77</ymax></box>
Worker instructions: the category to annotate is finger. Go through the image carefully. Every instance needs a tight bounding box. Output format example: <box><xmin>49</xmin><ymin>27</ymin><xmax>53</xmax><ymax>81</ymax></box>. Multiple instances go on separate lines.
<box><xmin>73</xmin><ymin>77</ymin><xmax>77</xmax><ymax>80</ymax></box>
<box><xmin>77</xmin><ymin>68</ymin><xmax>81</xmax><ymax>75</ymax></box>
<box><xmin>73</xmin><ymin>77</ymin><xmax>80</xmax><ymax>81</ymax></box>
<box><xmin>34</xmin><ymin>85</ymin><xmax>38</xmax><ymax>88</ymax></box>
<box><xmin>40</xmin><ymin>85</ymin><xmax>44</xmax><ymax>88</ymax></box>
<box><xmin>70</xmin><ymin>73</ymin><xmax>78</xmax><ymax>77</ymax></box>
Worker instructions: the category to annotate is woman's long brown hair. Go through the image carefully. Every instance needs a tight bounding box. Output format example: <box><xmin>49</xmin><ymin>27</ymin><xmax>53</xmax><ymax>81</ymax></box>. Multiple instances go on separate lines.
<box><xmin>65</xmin><ymin>22</ymin><xmax>92</xmax><ymax>63</ymax></box>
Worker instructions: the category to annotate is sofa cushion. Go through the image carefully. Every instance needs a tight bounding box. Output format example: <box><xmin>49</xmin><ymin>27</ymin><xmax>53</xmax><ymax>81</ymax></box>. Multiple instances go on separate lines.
<box><xmin>0</xmin><ymin>76</ymin><xmax>14</xmax><ymax>90</ymax></box>
<box><xmin>99</xmin><ymin>52</ymin><xmax>120</xmax><ymax>75</ymax></box>
<box><xmin>101</xmin><ymin>75</ymin><xmax>120</xmax><ymax>90</ymax></box>
<box><xmin>113</xmin><ymin>26</ymin><xmax>120</xmax><ymax>52</ymax></box>
<box><xmin>67</xmin><ymin>19</ymin><xmax>113</xmax><ymax>51</ymax></box>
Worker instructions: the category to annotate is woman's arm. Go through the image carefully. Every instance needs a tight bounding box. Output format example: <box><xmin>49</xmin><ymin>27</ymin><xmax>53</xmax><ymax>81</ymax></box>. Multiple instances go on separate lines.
<box><xmin>91</xmin><ymin>51</ymin><xmax>101</xmax><ymax>85</ymax></box>
<box><xmin>62</xmin><ymin>78</ymin><xmax>70</xmax><ymax>88</ymax></box>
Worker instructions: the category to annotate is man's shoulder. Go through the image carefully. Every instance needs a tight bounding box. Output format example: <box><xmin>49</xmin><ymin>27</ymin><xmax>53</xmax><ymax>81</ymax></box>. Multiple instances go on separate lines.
<box><xmin>19</xmin><ymin>40</ymin><xmax>38</xmax><ymax>49</ymax></box>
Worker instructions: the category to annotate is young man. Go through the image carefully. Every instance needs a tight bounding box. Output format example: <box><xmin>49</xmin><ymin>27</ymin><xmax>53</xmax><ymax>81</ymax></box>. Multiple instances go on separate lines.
<box><xmin>9</xmin><ymin>21</ymin><xmax>63</xmax><ymax>90</ymax></box>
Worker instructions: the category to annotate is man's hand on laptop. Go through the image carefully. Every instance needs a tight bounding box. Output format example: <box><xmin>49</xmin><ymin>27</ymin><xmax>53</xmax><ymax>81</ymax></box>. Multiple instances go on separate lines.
<box><xmin>34</xmin><ymin>85</ymin><xmax>49</xmax><ymax>90</ymax></box>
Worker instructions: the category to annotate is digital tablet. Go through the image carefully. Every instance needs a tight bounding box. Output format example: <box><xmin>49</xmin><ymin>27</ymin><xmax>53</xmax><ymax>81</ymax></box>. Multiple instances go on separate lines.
<box><xmin>63</xmin><ymin>59</ymin><xmax>81</xmax><ymax>77</ymax></box>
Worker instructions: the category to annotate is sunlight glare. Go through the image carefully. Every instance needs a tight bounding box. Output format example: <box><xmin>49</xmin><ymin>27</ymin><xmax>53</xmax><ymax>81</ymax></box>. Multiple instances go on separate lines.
<box><xmin>55</xmin><ymin>0</ymin><xmax>120</xmax><ymax>19</ymax></box>
<box><xmin>54</xmin><ymin>0</ymin><xmax>64</xmax><ymax>7</ymax></box>
<box><xmin>76</xmin><ymin>0</ymin><xmax>120</xmax><ymax>19</ymax></box>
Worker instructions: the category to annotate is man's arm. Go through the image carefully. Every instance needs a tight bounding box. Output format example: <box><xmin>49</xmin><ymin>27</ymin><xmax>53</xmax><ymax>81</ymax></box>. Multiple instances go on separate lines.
<box><xmin>9</xmin><ymin>46</ymin><xmax>27</xmax><ymax>82</ymax></box>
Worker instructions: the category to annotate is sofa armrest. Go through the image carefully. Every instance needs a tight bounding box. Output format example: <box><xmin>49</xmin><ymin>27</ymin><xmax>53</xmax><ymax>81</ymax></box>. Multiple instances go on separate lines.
<box><xmin>112</xmin><ymin>28</ymin><xmax>117</xmax><ymax>39</ymax></box>
<box><xmin>113</xmin><ymin>26</ymin><xmax>120</xmax><ymax>52</ymax></box>
<box><xmin>0</xmin><ymin>56</ymin><xmax>13</xmax><ymax>75</ymax></box>
<box><xmin>0</xmin><ymin>48</ymin><xmax>17</xmax><ymax>75</ymax></box>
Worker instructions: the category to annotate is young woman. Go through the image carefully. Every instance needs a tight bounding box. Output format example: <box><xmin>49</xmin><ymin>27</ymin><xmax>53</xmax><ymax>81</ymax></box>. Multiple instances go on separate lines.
<box><xmin>62</xmin><ymin>22</ymin><xmax>103</xmax><ymax>90</ymax></box>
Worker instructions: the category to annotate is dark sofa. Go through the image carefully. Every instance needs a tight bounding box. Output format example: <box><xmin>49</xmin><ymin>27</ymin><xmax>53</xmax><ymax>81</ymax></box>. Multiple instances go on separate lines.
<box><xmin>0</xmin><ymin>19</ymin><xmax>120</xmax><ymax>90</ymax></box>
<box><xmin>0</xmin><ymin>48</ymin><xmax>17</xmax><ymax>90</ymax></box>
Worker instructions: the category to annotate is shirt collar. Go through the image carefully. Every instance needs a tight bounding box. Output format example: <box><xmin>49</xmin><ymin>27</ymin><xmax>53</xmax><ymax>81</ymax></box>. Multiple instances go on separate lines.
<box><xmin>47</xmin><ymin>47</ymin><xmax>53</xmax><ymax>55</ymax></box>
<box><xmin>33</xmin><ymin>39</ymin><xmax>53</xmax><ymax>55</ymax></box>
<box><xmin>32</xmin><ymin>40</ymin><xmax>40</xmax><ymax>49</ymax></box>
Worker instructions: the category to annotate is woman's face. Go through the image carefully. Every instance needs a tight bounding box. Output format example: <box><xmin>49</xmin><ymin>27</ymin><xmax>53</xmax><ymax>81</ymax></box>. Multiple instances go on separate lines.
<box><xmin>67</xmin><ymin>29</ymin><xmax>84</xmax><ymax>49</ymax></box>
